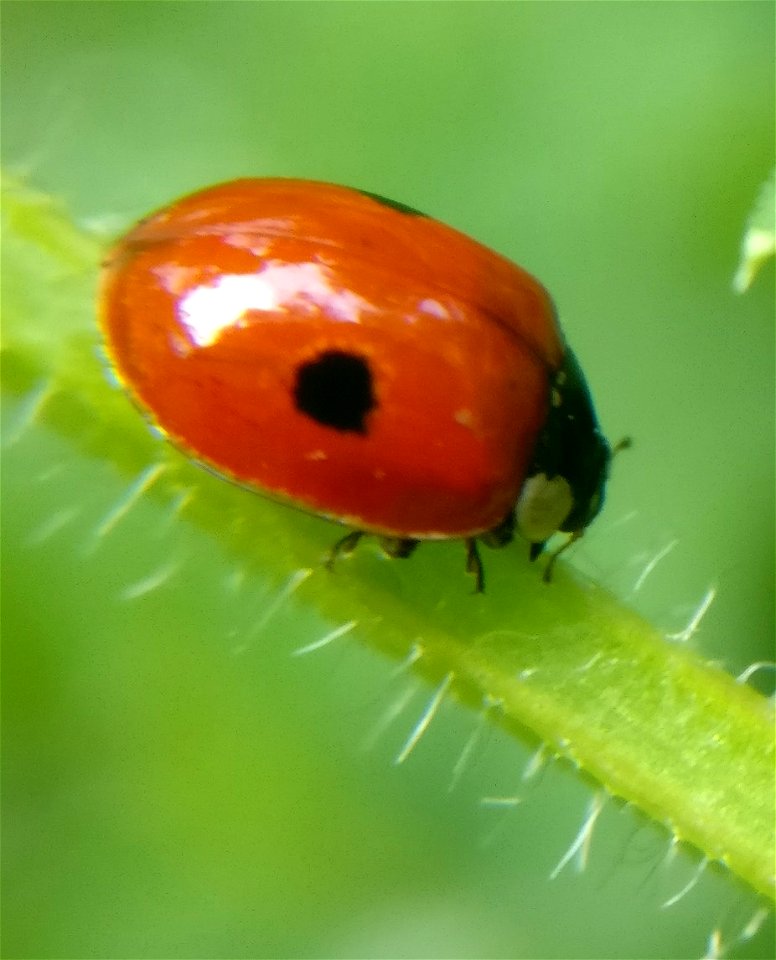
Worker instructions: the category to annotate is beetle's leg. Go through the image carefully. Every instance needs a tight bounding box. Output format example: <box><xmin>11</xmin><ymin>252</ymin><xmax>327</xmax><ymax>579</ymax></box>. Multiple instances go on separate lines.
<box><xmin>529</xmin><ymin>541</ymin><xmax>545</xmax><ymax>563</ymax></box>
<box><xmin>542</xmin><ymin>530</ymin><xmax>582</xmax><ymax>583</ymax></box>
<box><xmin>379</xmin><ymin>536</ymin><xmax>419</xmax><ymax>559</ymax></box>
<box><xmin>325</xmin><ymin>530</ymin><xmax>365</xmax><ymax>571</ymax></box>
<box><xmin>465</xmin><ymin>538</ymin><xmax>485</xmax><ymax>593</ymax></box>
<box><xmin>480</xmin><ymin>510</ymin><xmax>515</xmax><ymax>550</ymax></box>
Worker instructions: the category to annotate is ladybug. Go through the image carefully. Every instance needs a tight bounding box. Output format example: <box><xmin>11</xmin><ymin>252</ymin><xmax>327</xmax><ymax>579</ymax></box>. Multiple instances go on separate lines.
<box><xmin>98</xmin><ymin>178</ymin><xmax>613</xmax><ymax>590</ymax></box>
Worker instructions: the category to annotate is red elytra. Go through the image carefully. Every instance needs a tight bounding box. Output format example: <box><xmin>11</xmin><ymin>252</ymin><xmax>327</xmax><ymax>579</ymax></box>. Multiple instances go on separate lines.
<box><xmin>99</xmin><ymin>178</ymin><xmax>612</xmax><ymax>587</ymax></box>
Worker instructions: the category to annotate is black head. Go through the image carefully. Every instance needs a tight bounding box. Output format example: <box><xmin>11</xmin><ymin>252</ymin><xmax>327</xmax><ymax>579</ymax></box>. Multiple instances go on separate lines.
<box><xmin>515</xmin><ymin>349</ymin><xmax>611</xmax><ymax>547</ymax></box>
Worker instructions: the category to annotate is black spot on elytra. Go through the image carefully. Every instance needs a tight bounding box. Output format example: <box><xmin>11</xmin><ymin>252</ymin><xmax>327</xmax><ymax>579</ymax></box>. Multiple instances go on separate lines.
<box><xmin>293</xmin><ymin>351</ymin><xmax>376</xmax><ymax>434</ymax></box>
<box><xmin>357</xmin><ymin>189</ymin><xmax>427</xmax><ymax>217</ymax></box>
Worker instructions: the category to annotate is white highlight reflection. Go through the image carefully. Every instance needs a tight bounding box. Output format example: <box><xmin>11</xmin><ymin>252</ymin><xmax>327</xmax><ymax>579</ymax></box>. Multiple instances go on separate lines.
<box><xmin>175</xmin><ymin>261</ymin><xmax>373</xmax><ymax>347</ymax></box>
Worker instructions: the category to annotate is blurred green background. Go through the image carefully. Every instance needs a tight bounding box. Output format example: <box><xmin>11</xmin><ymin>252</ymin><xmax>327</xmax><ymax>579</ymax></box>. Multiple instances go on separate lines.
<box><xmin>2</xmin><ymin>2</ymin><xmax>774</xmax><ymax>958</ymax></box>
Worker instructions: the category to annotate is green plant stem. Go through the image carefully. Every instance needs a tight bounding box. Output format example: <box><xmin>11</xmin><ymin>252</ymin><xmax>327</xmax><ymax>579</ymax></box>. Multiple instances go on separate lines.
<box><xmin>3</xmin><ymin>174</ymin><xmax>773</xmax><ymax>901</ymax></box>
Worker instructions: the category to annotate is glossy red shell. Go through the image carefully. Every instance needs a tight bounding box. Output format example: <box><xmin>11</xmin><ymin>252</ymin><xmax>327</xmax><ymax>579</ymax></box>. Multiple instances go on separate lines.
<box><xmin>99</xmin><ymin>179</ymin><xmax>565</xmax><ymax>539</ymax></box>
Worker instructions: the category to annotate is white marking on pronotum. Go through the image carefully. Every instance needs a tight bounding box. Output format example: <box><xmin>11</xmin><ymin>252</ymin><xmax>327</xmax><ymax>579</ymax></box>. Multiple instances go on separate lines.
<box><xmin>120</xmin><ymin>560</ymin><xmax>181</xmax><ymax>600</ymax></box>
<box><xmin>632</xmin><ymin>538</ymin><xmax>678</xmax><ymax>593</ymax></box>
<box><xmin>661</xmin><ymin>855</ymin><xmax>708</xmax><ymax>908</ymax></box>
<box><xmin>26</xmin><ymin>507</ymin><xmax>81</xmax><ymax>545</ymax></box>
<box><xmin>666</xmin><ymin>587</ymin><xmax>716</xmax><ymax>643</ymax></box>
<box><xmin>3</xmin><ymin>381</ymin><xmax>54</xmax><ymax>447</ymax></box>
<box><xmin>293</xmin><ymin>619</ymin><xmax>358</xmax><ymax>656</ymax></box>
<box><xmin>550</xmin><ymin>791</ymin><xmax>605</xmax><ymax>879</ymax></box>
<box><xmin>448</xmin><ymin>699</ymin><xmax>495</xmax><ymax>792</ymax></box>
<box><xmin>395</xmin><ymin>672</ymin><xmax>454</xmax><ymax>765</ymax></box>
<box><xmin>92</xmin><ymin>463</ymin><xmax>167</xmax><ymax>540</ymax></box>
